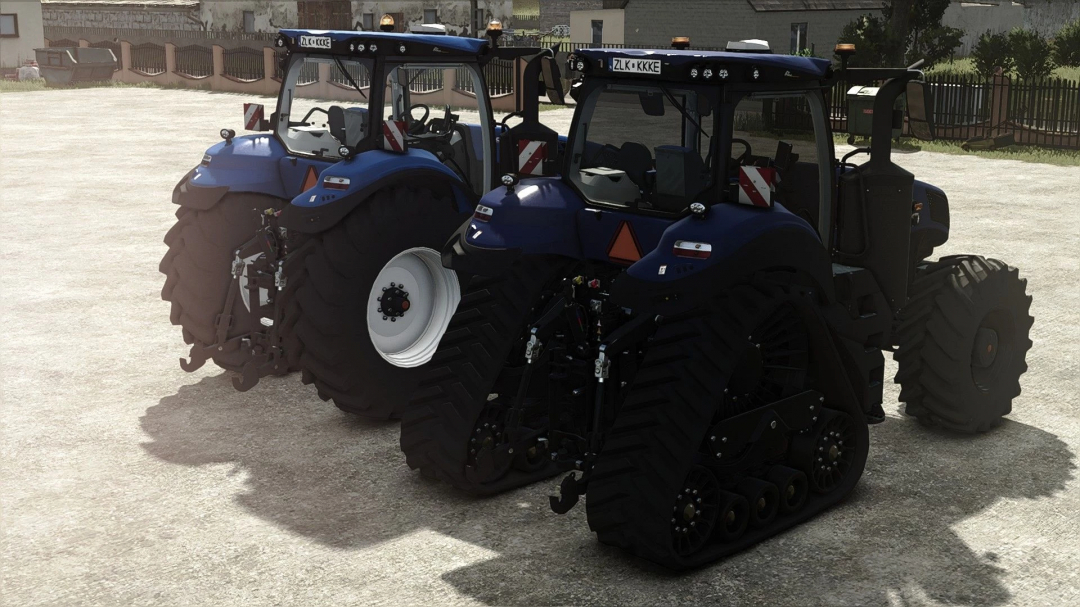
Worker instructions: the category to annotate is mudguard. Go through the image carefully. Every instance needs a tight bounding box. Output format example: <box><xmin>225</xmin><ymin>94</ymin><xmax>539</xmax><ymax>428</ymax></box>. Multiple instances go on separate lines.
<box><xmin>444</xmin><ymin>177</ymin><xmax>585</xmax><ymax>276</ymax></box>
<box><xmin>278</xmin><ymin>148</ymin><xmax>469</xmax><ymax>234</ymax></box>
<box><xmin>610</xmin><ymin>203</ymin><xmax>835</xmax><ymax>315</ymax></box>
<box><xmin>172</xmin><ymin>135</ymin><xmax>288</xmax><ymax>210</ymax></box>
<box><xmin>910</xmin><ymin>179</ymin><xmax>949</xmax><ymax>256</ymax></box>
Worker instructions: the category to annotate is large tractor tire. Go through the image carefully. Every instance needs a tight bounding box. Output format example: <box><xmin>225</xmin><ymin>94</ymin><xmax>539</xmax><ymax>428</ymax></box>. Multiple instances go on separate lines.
<box><xmin>284</xmin><ymin>185</ymin><xmax>468</xmax><ymax>419</ymax></box>
<box><xmin>398</xmin><ymin>255</ymin><xmax>571</xmax><ymax>493</ymax></box>
<box><xmin>585</xmin><ymin>278</ymin><xmax>869</xmax><ymax>569</ymax></box>
<box><xmin>160</xmin><ymin>194</ymin><xmax>278</xmax><ymax>371</ymax></box>
<box><xmin>894</xmin><ymin>255</ymin><xmax>1033</xmax><ymax>433</ymax></box>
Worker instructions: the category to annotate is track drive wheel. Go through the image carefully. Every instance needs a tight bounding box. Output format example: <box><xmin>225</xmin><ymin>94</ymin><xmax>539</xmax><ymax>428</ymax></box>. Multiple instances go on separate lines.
<box><xmin>399</xmin><ymin>256</ymin><xmax>573</xmax><ymax>493</ymax></box>
<box><xmin>894</xmin><ymin>255</ymin><xmax>1033</xmax><ymax>433</ymax></box>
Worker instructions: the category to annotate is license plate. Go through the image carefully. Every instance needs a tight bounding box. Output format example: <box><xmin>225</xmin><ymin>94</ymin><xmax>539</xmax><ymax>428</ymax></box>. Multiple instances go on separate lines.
<box><xmin>299</xmin><ymin>36</ymin><xmax>332</xmax><ymax>49</ymax></box>
<box><xmin>610</xmin><ymin>58</ymin><xmax>662</xmax><ymax>75</ymax></box>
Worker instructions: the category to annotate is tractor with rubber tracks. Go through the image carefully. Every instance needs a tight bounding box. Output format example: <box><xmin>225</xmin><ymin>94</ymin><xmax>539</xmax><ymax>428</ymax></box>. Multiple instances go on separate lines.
<box><xmin>160</xmin><ymin>23</ymin><xmax>564</xmax><ymax>418</ymax></box>
<box><xmin>398</xmin><ymin>41</ymin><xmax>1034</xmax><ymax>568</ymax></box>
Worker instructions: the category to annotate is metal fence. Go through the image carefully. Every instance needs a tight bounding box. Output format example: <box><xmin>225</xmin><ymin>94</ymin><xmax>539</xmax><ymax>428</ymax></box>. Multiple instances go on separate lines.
<box><xmin>130</xmin><ymin>43</ymin><xmax>166</xmax><ymax>76</ymax></box>
<box><xmin>329</xmin><ymin>62</ymin><xmax>371</xmax><ymax>89</ymax></box>
<box><xmin>827</xmin><ymin>73</ymin><xmax>1080</xmax><ymax>148</ymax></box>
<box><xmin>174</xmin><ymin>45</ymin><xmax>213</xmax><ymax>78</ymax></box>
<box><xmin>47</xmin><ymin>39</ymin><xmax>78</xmax><ymax>48</ymax></box>
<box><xmin>405</xmin><ymin>67</ymin><xmax>444</xmax><ymax>94</ymax></box>
<box><xmin>223</xmin><ymin>47</ymin><xmax>264</xmax><ymax>81</ymax></box>
<box><xmin>456</xmin><ymin>59</ymin><xmax>515</xmax><ymax>96</ymax></box>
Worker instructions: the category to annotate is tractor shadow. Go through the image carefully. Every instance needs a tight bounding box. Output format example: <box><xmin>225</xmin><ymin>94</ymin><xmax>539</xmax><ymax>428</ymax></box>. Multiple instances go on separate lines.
<box><xmin>142</xmin><ymin>376</ymin><xmax>1074</xmax><ymax>606</ymax></box>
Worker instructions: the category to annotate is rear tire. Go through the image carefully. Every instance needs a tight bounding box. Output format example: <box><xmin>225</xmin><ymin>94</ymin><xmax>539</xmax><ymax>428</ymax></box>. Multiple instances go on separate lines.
<box><xmin>285</xmin><ymin>185</ymin><xmax>468</xmax><ymax>419</ymax></box>
<box><xmin>159</xmin><ymin>194</ymin><xmax>276</xmax><ymax>371</ymax></box>
<box><xmin>894</xmin><ymin>255</ymin><xmax>1034</xmax><ymax>433</ymax></box>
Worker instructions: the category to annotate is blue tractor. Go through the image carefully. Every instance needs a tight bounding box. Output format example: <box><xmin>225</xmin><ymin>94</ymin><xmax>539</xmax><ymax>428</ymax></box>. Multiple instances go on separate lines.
<box><xmin>160</xmin><ymin>24</ymin><xmax>563</xmax><ymax>417</ymax></box>
<box><xmin>399</xmin><ymin>42</ymin><xmax>1034</xmax><ymax>568</ymax></box>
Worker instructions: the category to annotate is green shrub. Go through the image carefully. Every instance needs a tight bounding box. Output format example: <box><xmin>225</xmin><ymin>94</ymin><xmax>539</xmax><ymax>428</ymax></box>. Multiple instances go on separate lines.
<box><xmin>1053</xmin><ymin>19</ymin><xmax>1080</xmax><ymax>67</ymax></box>
<box><xmin>971</xmin><ymin>30</ymin><xmax>1013</xmax><ymax>79</ymax></box>
<box><xmin>836</xmin><ymin>14</ymin><xmax>895</xmax><ymax>67</ymax></box>
<box><xmin>1009</xmin><ymin>28</ymin><xmax>1055</xmax><ymax>79</ymax></box>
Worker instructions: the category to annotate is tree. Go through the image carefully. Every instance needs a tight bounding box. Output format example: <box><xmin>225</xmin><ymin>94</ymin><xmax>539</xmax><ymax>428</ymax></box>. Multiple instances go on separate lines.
<box><xmin>1008</xmin><ymin>28</ymin><xmax>1055</xmax><ymax>79</ymax></box>
<box><xmin>837</xmin><ymin>0</ymin><xmax>963</xmax><ymax>68</ymax></box>
<box><xmin>971</xmin><ymin>30</ymin><xmax>1014</xmax><ymax>80</ymax></box>
<box><xmin>1052</xmin><ymin>19</ymin><xmax>1080</xmax><ymax>67</ymax></box>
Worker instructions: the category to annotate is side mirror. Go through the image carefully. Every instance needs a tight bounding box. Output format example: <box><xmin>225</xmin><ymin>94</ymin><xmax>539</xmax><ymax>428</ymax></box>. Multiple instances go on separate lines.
<box><xmin>906</xmin><ymin>81</ymin><xmax>935</xmax><ymax>142</ymax></box>
<box><xmin>639</xmin><ymin>91</ymin><xmax>665</xmax><ymax>117</ymax></box>
<box><xmin>540</xmin><ymin>55</ymin><xmax>565</xmax><ymax>105</ymax></box>
<box><xmin>243</xmin><ymin>103</ymin><xmax>271</xmax><ymax>132</ymax></box>
<box><xmin>327</xmin><ymin>106</ymin><xmax>347</xmax><ymax>145</ymax></box>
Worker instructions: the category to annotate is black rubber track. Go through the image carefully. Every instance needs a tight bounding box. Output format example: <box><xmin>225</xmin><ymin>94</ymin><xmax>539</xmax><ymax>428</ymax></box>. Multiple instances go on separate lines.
<box><xmin>894</xmin><ymin>255</ymin><xmax>1034</xmax><ymax>433</ymax></box>
<box><xmin>159</xmin><ymin>194</ymin><xmax>277</xmax><ymax>371</ymax></box>
<box><xmin>584</xmin><ymin>279</ymin><xmax>869</xmax><ymax>569</ymax></box>
<box><xmin>398</xmin><ymin>255</ymin><xmax>572</xmax><ymax>493</ymax></box>
<box><xmin>285</xmin><ymin>185</ymin><xmax>467</xmax><ymax>419</ymax></box>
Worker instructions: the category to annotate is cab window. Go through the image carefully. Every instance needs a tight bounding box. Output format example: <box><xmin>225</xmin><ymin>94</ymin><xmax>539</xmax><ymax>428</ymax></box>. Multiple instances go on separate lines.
<box><xmin>277</xmin><ymin>56</ymin><xmax>372</xmax><ymax>159</ymax></box>
<box><xmin>568</xmin><ymin>84</ymin><xmax>716</xmax><ymax>213</ymax></box>
<box><xmin>727</xmin><ymin>91</ymin><xmax>832</xmax><ymax>232</ymax></box>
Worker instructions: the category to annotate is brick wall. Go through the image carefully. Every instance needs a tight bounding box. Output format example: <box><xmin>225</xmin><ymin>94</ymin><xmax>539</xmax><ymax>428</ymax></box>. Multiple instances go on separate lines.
<box><xmin>624</xmin><ymin>0</ymin><xmax>878</xmax><ymax>55</ymax></box>
<box><xmin>42</xmin><ymin>6</ymin><xmax>201</xmax><ymax>31</ymax></box>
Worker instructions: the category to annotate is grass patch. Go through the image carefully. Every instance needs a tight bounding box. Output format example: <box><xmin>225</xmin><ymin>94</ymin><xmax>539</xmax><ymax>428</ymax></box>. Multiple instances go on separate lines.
<box><xmin>838</xmin><ymin>134</ymin><xmax>1080</xmax><ymax>166</ymax></box>
<box><xmin>927</xmin><ymin>56</ymin><xmax>1080</xmax><ymax>82</ymax></box>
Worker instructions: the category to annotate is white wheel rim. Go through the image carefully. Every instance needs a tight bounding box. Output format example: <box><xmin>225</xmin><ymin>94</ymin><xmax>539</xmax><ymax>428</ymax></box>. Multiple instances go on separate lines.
<box><xmin>367</xmin><ymin>247</ymin><xmax>460</xmax><ymax>368</ymax></box>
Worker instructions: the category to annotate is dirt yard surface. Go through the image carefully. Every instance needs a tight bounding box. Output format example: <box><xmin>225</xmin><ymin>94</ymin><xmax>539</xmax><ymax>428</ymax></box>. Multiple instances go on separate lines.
<box><xmin>2</xmin><ymin>88</ymin><xmax>1079</xmax><ymax>607</ymax></box>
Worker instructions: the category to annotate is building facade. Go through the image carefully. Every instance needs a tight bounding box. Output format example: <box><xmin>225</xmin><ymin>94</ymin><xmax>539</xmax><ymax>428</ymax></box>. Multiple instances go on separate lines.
<box><xmin>1</xmin><ymin>0</ymin><xmax>45</xmax><ymax>69</ymax></box>
<box><xmin>41</xmin><ymin>0</ymin><xmax>201</xmax><ymax>31</ymax></box>
<box><xmin>618</xmin><ymin>0</ymin><xmax>881</xmax><ymax>53</ymax></box>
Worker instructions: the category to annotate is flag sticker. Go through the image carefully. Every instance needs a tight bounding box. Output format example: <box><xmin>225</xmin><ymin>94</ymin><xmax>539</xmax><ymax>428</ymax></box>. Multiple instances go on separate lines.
<box><xmin>383</xmin><ymin>120</ymin><xmax>407</xmax><ymax>153</ymax></box>
<box><xmin>738</xmin><ymin>166</ymin><xmax>776</xmax><ymax>207</ymax></box>
<box><xmin>517</xmin><ymin>140</ymin><xmax>547</xmax><ymax>175</ymax></box>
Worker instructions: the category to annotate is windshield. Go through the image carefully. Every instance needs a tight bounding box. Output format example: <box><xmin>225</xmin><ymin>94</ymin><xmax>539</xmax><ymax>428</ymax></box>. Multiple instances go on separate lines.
<box><xmin>276</xmin><ymin>55</ymin><xmax>373</xmax><ymax>159</ymax></box>
<box><xmin>568</xmin><ymin>83</ymin><xmax>716</xmax><ymax>213</ymax></box>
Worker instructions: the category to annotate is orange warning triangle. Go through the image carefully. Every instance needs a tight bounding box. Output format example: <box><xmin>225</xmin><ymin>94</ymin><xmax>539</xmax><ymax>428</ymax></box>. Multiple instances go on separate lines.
<box><xmin>301</xmin><ymin>165</ymin><xmax>319</xmax><ymax>192</ymax></box>
<box><xmin>607</xmin><ymin>220</ymin><xmax>642</xmax><ymax>265</ymax></box>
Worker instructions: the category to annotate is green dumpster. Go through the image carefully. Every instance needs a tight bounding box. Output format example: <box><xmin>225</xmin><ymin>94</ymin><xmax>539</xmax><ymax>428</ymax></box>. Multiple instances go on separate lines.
<box><xmin>846</xmin><ymin>85</ymin><xmax>902</xmax><ymax>139</ymax></box>
<box><xmin>35</xmin><ymin>47</ymin><xmax>117</xmax><ymax>87</ymax></box>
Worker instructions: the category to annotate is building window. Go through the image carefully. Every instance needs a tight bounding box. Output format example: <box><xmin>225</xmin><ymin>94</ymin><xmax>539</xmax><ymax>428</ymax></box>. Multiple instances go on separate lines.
<box><xmin>790</xmin><ymin>22</ymin><xmax>808</xmax><ymax>53</ymax></box>
<box><xmin>362</xmin><ymin>12</ymin><xmax>374</xmax><ymax>30</ymax></box>
<box><xmin>0</xmin><ymin>14</ymin><xmax>18</xmax><ymax>38</ymax></box>
<box><xmin>243</xmin><ymin>11</ymin><xmax>255</xmax><ymax>33</ymax></box>
<box><xmin>591</xmin><ymin>19</ymin><xmax>604</xmax><ymax>45</ymax></box>
<box><xmin>475</xmin><ymin>8</ymin><xmax>486</xmax><ymax>36</ymax></box>
<box><xmin>424</xmin><ymin>9</ymin><xmax>438</xmax><ymax>24</ymax></box>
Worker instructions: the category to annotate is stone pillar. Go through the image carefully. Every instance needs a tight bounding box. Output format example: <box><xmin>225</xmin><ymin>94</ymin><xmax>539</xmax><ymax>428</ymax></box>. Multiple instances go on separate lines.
<box><xmin>211</xmin><ymin>44</ymin><xmax>225</xmax><ymax>90</ymax></box>
<box><xmin>78</xmin><ymin>40</ymin><xmax>90</xmax><ymax>48</ymax></box>
<box><xmin>263</xmin><ymin>46</ymin><xmax>278</xmax><ymax>95</ymax></box>
<box><xmin>989</xmin><ymin>69</ymin><xmax>1011</xmax><ymax>133</ymax></box>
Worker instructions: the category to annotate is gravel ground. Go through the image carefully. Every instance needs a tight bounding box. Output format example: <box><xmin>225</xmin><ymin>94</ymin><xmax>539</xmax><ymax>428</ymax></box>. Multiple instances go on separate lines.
<box><xmin>1</xmin><ymin>88</ymin><xmax>1079</xmax><ymax>607</ymax></box>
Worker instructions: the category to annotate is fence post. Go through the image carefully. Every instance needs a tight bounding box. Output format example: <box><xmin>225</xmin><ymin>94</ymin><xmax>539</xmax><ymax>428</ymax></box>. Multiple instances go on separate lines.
<box><xmin>262</xmin><ymin>46</ymin><xmax>276</xmax><ymax>95</ymax></box>
<box><xmin>211</xmin><ymin>44</ymin><xmax>225</xmax><ymax>91</ymax></box>
<box><xmin>164</xmin><ymin>43</ymin><xmax>177</xmax><ymax>85</ymax></box>
<box><xmin>78</xmin><ymin>39</ymin><xmax>89</xmax><ymax>48</ymax></box>
<box><xmin>989</xmin><ymin>69</ymin><xmax>1010</xmax><ymax>134</ymax></box>
<box><xmin>119</xmin><ymin>40</ymin><xmax>132</xmax><ymax>83</ymax></box>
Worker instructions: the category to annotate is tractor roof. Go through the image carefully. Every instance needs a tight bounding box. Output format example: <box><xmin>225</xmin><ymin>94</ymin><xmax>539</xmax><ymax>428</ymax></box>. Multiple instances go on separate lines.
<box><xmin>278</xmin><ymin>29</ymin><xmax>490</xmax><ymax>56</ymax></box>
<box><xmin>573</xmin><ymin>48</ymin><xmax>832</xmax><ymax>83</ymax></box>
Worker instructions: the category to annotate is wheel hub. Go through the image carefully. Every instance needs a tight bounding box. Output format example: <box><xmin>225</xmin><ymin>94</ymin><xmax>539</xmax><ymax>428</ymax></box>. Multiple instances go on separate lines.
<box><xmin>378</xmin><ymin>283</ymin><xmax>411</xmax><ymax>321</ymax></box>
<box><xmin>671</xmin><ymin>466</ymin><xmax>722</xmax><ymax>556</ymax></box>
<box><xmin>972</xmin><ymin>327</ymin><xmax>999</xmax><ymax>368</ymax></box>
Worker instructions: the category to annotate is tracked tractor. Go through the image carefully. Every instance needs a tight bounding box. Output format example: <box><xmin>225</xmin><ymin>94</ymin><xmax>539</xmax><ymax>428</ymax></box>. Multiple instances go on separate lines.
<box><xmin>399</xmin><ymin>41</ymin><xmax>1034</xmax><ymax>568</ymax></box>
<box><xmin>160</xmin><ymin>22</ymin><xmax>563</xmax><ymax>417</ymax></box>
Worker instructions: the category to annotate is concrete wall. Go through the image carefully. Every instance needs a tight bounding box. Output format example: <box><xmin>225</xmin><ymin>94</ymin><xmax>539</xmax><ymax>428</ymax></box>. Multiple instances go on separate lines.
<box><xmin>570</xmin><ymin>8</ymin><xmax>623</xmax><ymax>44</ymax></box>
<box><xmin>623</xmin><ymin>0</ymin><xmax>878</xmax><ymax>54</ymax></box>
<box><xmin>199</xmin><ymin>1</ymin><xmax>512</xmax><ymax>36</ymax></box>
<box><xmin>1024</xmin><ymin>0</ymin><xmax>1080</xmax><ymax>39</ymax></box>
<box><xmin>199</xmin><ymin>1</ymin><xmax>297</xmax><ymax>33</ymax></box>
<box><xmin>42</xmin><ymin>4</ymin><xmax>200</xmax><ymax>31</ymax></box>
<box><xmin>942</xmin><ymin>2</ymin><xmax>1023</xmax><ymax>56</ymax></box>
<box><xmin>534</xmin><ymin>0</ymin><xmax>603</xmax><ymax>32</ymax></box>
<box><xmin>1</xmin><ymin>0</ymin><xmax>45</xmax><ymax>69</ymax></box>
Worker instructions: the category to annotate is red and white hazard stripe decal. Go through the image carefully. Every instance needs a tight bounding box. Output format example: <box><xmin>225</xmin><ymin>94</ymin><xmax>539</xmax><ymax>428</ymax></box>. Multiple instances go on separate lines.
<box><xmin>673</xmin><ymin>240</ymin><xmax>712</xmax><ymax>259</ymax></box>
<box><xmin>383</xmin><ymin>120</ymin><xmax>407</xmax><ymax>153</ymax></box>
<box><xmin>738</xmin><ymin>166</ymin><xmax>776</xmax><ymax>208</ymax></box>
<box><xmin>243</xmin><ymin>103</ymin><xmax>264</xmax><ymax>131</ymax></box>
<box><xmin>517</xmin><ymin>140</ymin><xmax>547</xmax><ymax>176</ymax></box>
